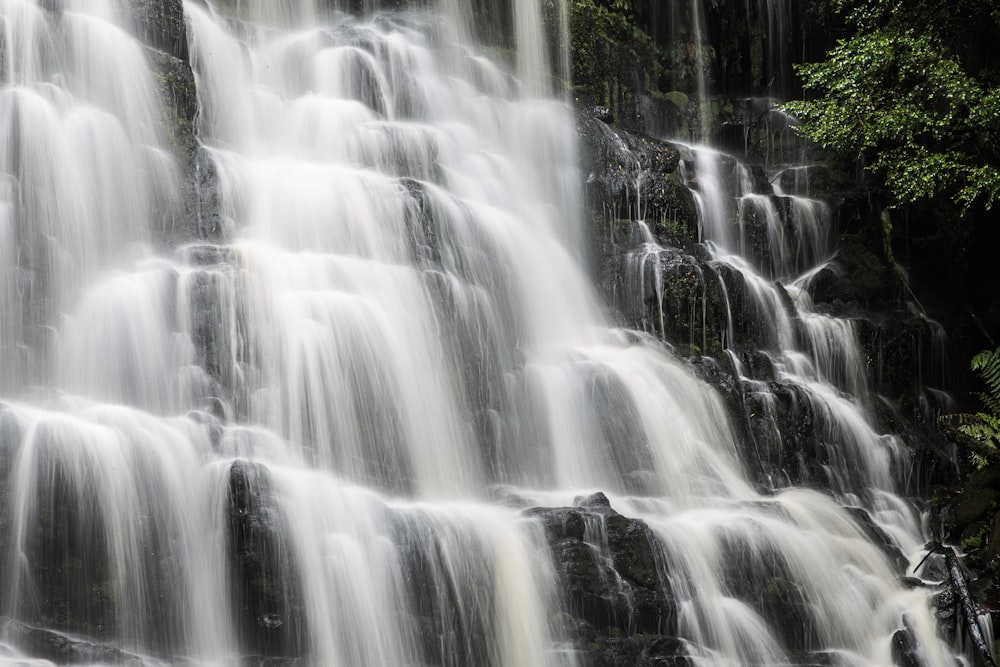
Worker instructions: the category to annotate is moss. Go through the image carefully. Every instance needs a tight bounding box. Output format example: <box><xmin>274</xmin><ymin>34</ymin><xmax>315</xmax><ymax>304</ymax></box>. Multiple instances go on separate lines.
<box><xmin>659</xmin><ymin>90</ymin><xmax>689</xmax><ymax>112</ymax></box>
<box><xmin>960</xmin><ymin>522</ymin><xmax>988</xmax><ymax>553</ymax></box>
<box><xmin>568</xmin><ymin>0</ymin><xmax>663</xmax><ymax>119</ymax></box>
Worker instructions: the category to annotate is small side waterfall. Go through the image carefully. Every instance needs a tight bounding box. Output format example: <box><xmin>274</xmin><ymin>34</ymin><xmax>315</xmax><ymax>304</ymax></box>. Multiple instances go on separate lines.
<box><xmin>607</xmin><ymin>91</ymin><xmax>970</xmax><ymax>663</ymax></box>
<box><xmin>0</xmin><ymin>1</ymin><xmax>973</xmax><ymax>666</ymax></box>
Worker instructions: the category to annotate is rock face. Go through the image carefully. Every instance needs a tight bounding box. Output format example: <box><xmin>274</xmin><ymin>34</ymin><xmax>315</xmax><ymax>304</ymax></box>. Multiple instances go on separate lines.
<box><xmin>128</xmin><ymin>0</ymin><xmax>202</xmax><ymax>245</ymax></box>
<box><xmin>578</xmin><ymin>108</ymin><xmax>697</xmax><ymax>258</ymax></box>
<box><xmin>227</xmin><ymin>461</ymin><xmax>308</xmax><ymax>659</ymax></box>
<box><xmin>577</xmin><ymin>105</ymin><xmax>961</xmax><ymax>495</ymax></box>
<box><xmin>3</xmin><ymin>1</ymin><xmax>987</xmax><ymax>665</ymax></box>
<box><xmin>525</xmin><ymin>493</ymin><xmax>888</xmax><ymax>666</ymax></box>
<box><xmin>126</xmin><ymin>0</ymin><xmax>189</xmax><ymax>62</ymax></box>
<box><xmin>127</xmin><ymin>0</ymin><xmax>198</xmax><ymax>162</ymax></box>
<box><xmin>525</xmin><ymin>494</ymin><xmax>686</xmax><ymax>666</ymax></box>
<box><xmin>0</xmin><ymin>619</ymin><xmax>146</xmax><ymax>666</ymax></box>
<box><xmin>574</xmin><ymin>104</ymin><xmax>1000</xmax><ymax>664</ymax></box>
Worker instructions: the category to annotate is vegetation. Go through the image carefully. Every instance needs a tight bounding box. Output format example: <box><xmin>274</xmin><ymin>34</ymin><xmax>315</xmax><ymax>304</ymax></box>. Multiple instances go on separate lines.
<box><xmin>781</xmin><ymin>0</ymin><xmax>1000</xmax><ymax>212</ymax></box>
<box><xmin>566</xmin><ymin>0</ymin><xmax>663</xmax><ymax>109</ymax></box>
<box><xmin>942</xmin><ymin>347</ymin><xmax>1000</xmax><ymax>469</ymax></box>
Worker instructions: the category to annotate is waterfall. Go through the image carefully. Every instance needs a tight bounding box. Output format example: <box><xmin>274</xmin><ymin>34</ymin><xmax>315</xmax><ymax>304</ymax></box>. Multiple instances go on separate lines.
<box><xmin>0</xmin><ymin>1</ymin><xmax>970</xmax><ymax>666</ymax></box>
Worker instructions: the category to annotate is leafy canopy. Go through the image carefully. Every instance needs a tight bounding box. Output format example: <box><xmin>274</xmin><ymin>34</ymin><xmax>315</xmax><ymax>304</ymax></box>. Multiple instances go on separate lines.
<box><xmin>782</xmin><ymin>0</ymin><xmax>1000</xmax><ymax>211</ymax></box>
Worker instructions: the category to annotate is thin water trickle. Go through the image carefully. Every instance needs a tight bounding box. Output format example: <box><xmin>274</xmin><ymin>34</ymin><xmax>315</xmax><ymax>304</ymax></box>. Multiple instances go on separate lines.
<box><xmin>0</xmin><ymin>0</ymin><xmax>967</xmax><ymax>665</ymax></box>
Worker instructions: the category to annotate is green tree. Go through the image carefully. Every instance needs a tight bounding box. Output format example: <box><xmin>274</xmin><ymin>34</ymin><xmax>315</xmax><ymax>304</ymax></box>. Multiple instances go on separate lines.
<box><xmin>782</xmin><ymin>0</ymin><xmax>1000</xmax><ymax>211</ymax></box>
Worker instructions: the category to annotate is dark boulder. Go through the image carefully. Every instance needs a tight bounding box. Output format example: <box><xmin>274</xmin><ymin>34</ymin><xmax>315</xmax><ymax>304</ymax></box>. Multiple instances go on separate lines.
<box><xmin>227</xmin><ymin>461</ymin><xmax>308</xmax><ymax>659</ymax></box>
<box><xmin>525</xmin><ymin>498</ymin><xmax>675</xmax><ymax>657</ymax></box>
<box><xmin>844</xmin><ymin>506</ymin><xmax>908</xmax><ymax>573</ymax></box>
<box><xmin>890</xmin><ymin>617</ymin><xmax>928</xmax><ymax>667</ymax></box>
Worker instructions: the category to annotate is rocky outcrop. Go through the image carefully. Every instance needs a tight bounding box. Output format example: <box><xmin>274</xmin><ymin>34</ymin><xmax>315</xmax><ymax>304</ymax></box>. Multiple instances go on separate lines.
<box><xmin>147</xmin><ymin>49</ymin><xmax>199</xmax><ymax>165</ymax></box>
<box><xmin>16</xmin><ymin>455</ymin><xmax>117</xmax><ymax>642</ymax></box>
<box><xmin>577</xmin><ymin>108</ymin><xmax>697</xmax><ymax>265</ymax></box>
<box><xmin>576</xmin><ymin>106</ymin><xmax>963</xmax><ymax>499</ymax></box>
<box><xmin>227</xmin><ymin>461</ymin><xmax>308</xmax><ymax>659</ymax></box>
<box><xmin>128</xmin><ymin>0</ymin><xmax>202</xmax><ymax>246</ymax></box>
<box><xmin>126</xmin><ymin>0</ymin><xmax>189</xmax><ymax>62</ymax></box>
<box><xmin>525</xmin><ymin>493</ymin><xmax>910</xmax><ymax>665</ymax></box>
<box><xmin>525</xmin><ymin>493</ymin><xmax>686</xmax><ymax>666</ymax></box>
<box><xmin>0</xmin><ymin>619</ymin><xmax>146</xmax><ymax>666</ymax></box>
<box><xmin>127</xmin><ymin>0</ymin><xmax>198</xmax><ymax>164</ymax></box>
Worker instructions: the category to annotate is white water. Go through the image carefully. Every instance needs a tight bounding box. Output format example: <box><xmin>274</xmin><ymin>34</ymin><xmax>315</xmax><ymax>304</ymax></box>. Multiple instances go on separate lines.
<box><xmin>0</xmin><ymin>1</ymin><xmax>965</xmax><ymax>665</ymax></box>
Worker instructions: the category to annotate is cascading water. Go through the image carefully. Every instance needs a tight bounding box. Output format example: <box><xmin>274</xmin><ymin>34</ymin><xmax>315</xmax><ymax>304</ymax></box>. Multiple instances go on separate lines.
<box><xmin>611</xmin><ymin>50</ymin><xmax>979</xmax><ymax>667</ymax></box>
<box><xmin>0</xmin><ymin>1</ymin><xmax>975</xmax><ymax>666</ymax></box>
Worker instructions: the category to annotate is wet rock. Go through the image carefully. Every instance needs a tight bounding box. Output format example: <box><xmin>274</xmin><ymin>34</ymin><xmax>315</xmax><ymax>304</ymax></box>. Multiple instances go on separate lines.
<box><xmin>576</xmin><ymin>491</ymin><xmax>613</xmax><ymax>510</ymax></box>
<box><xmin>776</xmin><ymin>165</ymin><xmax>837</xmax><ymax>199</ymax></box>
<box><xmin>0</xmin><ymin>619</ymin><xmax>146</xmax><ymax>665</ymax></box>
<box><xmin>146</xmin><ymin>48</ymin><xmax>198</xmax><ymax>166</ymax></box>
<box><xmin>806</xmin><ymin>218</ymin><xmax>901</xmax><ymax>317</ymax></box>
<box><xmin>188</xmin><ymin>268</ymin><xmax>229</xmax><ymax>381</ymax></box>
<box><xmin>126</xmin><ymin>0</ymin><xmax>189</xmax><ymax>62</ymax></box>
<box><xmin>604</xmin><ymin>240</ymin><xmax>731</xmax><ymax>358</ymax></box>
<box><xmin>241</xmin><ymin>659</ymin><xmax>308</xmax><ymax>667</ymax></box>
<box><xmin>530</xmin><ymin>505</ymin><xmax>588</xmax><ymax>542</ymax></box>
<box><xmin>587</xmin><ymin>635</ymin><xmax>692</xmax><ymax>667</ymax></box>
<box><xmin>526</xmin><ymin>500</ymin><xmax>674</xmax><ymax>643</ymax></box>
<box><xmin>853</xmin><ymin>313</ymin><xmax>947</xmax><ymax>407</ymax></box>
<box><xmin>604</xmin><ymin>513</ymin><xmax>660</xmax><ymax>590</ymax></box>
<box><xmin>890</xmin><ymin>619</ymin><xmax>927</xmax><ymax>667</ymax></box>
<box><xmin>710</xmin><ymin>262</ymin><xmax>784</xmax><ymax>352</ymax></box>
<box><xmin>390</xmin><ymin>513</ymin><xmax>498</xmax><ymax>666</ymax></box>
<box><xmin>576</xmin><ymin>108</ymin><xmax>698</xmax><ymax>267</ymax></box>
<box><xmin>184</xmin><ymin>244</ymin><xmax>233</xmax><ymax>267</ymax></box>
<box><xmin>192</xmin><ymin>148</ymin><xmax>224</xmax><ymax>240</ymax></box>
<box><xmin>17</xmin><ymin>453</ymin><xmax>117</xmax><ymax>640</ymax></box>
<box><xmin>401</xmin><ymin>178</ymin><xmax>442</xmax><ymax>269</ymax></box>
<box><xmin>227</xmin><ymin>461</ymin><xmax>307</xmax><ymax>659</ymax></box>
<box><xmin>845</xmin><ymin>506</ymin><xmax>908</xmax><ymax>573</ymax></box>
<box><xmin>783</xmin><ymin>649</ymin><xmax>841</xmax><ymax>666</ymax></box>
<box><xmin>933</xmin><ymin>466</ymin><xmax>1000</xmax><ymax>565</ymax></box>
<box><xmin>717</xmin><ymin>537</ymin><xmax>816</xmax><ymax>650</ymax></box>
<box><xmin>639</xmin><ymin>637</ymin><xmax>692</xmax><ymax>666</ymax></box>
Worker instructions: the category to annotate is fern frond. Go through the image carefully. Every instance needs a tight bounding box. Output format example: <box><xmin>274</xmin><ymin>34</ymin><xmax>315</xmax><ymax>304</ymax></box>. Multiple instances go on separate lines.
<box><xmin>971</xmin><ymin>347</ymin><xmax>1000</xmax><ymax>414</ymax></box>
<box><xmin>939</xmin><ymin>411</ymin><xmax>1000</xmax><ymax>470</ymax></box>
<box><xmin>980</xmin><ymin>391</ymin><xmax>1000</xmax><ymax>419</ymax></box>
<box><xmin>940</xmin><ymin>347</ymin><xmax>1000</xmax><ymax>469</ymax></box>
<box><xmin>956</xmin><ymin>412</ymin><xmax>1000</xmax><ymax>450</ymax></box>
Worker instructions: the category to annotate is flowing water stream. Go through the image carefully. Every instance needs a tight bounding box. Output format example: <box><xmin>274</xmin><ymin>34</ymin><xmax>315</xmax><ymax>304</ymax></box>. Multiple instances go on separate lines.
<box><xmin>0</xmin><ymin>0</ymin><xmax>975</xmax><ymax>665</ymax></box>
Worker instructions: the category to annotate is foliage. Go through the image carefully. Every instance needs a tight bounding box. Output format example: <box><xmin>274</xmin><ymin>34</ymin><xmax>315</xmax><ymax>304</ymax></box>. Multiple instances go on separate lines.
<box><xmin>781</xmin><ymin>0</ymin><xmax>1000</xmax><ymax>212</ymax></box>
<box><xmin>971</xmin><ymin>348</ymin><xmax>1000</xmax><ymax>415</ymax></box>
<box><xmin>567</xmin><ymin>0</ymin><xmax>664</xmax><ymax>107</ymax></box>
<box><xmin>942</xmin><ymin>347</ymin><xmax>1000</xmax><ymax>469</ymax></box>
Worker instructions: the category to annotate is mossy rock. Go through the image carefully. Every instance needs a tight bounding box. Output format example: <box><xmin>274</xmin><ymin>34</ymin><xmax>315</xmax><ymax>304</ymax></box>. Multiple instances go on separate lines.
<box><xmin>526</xmin><ymin>501</ymin><xmax>676</xmax><ymax>647</ymax></box>
<box><xmin>146</xmin><ymin>49</ymin><xmax>198</xmax><ymax>166</ymax></box>
<box><xmin>604</xmin><ymin>513</ymin><xmax>659</xmax><ymax>589</ymax></box>
<box><xmin>955</xmin><ymin>490</ymin><xmax>999</xmax><ymax>527</ymax></box>
<box><xmin>125</xmin><ymin>0</ymin><xmax>189</xmax><ymax>62</ymax></box>
<box><xmin>659</xmin><ymin>91</ymin><xmax>689</xmax><ymax>112</ymax></box>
